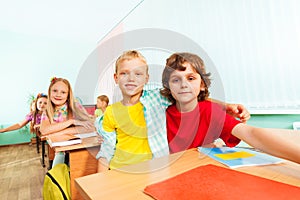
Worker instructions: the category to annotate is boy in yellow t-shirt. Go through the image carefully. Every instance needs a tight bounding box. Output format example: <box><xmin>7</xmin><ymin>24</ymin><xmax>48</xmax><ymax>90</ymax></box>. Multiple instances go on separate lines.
<box><xmin>103</xmin><ymin>102</ymin><xmax>152</xmax><ymax>169</ymax></box>
<box><xmin>97</xmin><ymin>50</ymin><xmax>153</xmax><ymax>171</ymax></box>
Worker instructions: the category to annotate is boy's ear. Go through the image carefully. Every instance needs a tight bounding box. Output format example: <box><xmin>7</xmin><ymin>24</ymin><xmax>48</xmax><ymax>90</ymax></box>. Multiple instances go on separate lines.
<box><xmin>200</xmin><ymin>81</ymin><xmax>206</xmax><ymax>91</ymax></box>
<box><xmin>145</xmin><ymin>74</ymin><xmax>149</xmax><ymax>84</ymax></box>
<box><xmin>114</xmin><ymin>73</ymin><xmax>118</xmax><ymax>84</ymax></box>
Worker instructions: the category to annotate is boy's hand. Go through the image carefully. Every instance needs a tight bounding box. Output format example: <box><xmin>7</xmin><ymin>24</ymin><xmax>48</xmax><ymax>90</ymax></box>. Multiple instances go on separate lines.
<box><xmin>97</xmin><ymin>157</ymin><xmax>109</xmax><ymax>172</ymax></box>
<box><xmin>226</xmin><ymin>103</ymin><xmax>250</xmax><ymax>123</ymax></box>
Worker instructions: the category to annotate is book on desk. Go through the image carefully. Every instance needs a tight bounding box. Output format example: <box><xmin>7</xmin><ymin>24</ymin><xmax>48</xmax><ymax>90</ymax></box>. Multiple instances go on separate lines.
<box><xmin>47</xmin><ymin>132</ymin><xmax>98</xmax><ymax>147</ymax></box>
<box><xmin>198</xmin><ymin>147</ymin><xmax>284</xmax><ymax>168</ymax></box>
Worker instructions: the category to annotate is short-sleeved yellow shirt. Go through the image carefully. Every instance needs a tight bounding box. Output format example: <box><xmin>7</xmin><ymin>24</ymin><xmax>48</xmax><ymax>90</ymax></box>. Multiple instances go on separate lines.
<box><xmin>102</xmin><ymin>102</ymin><xmax>152</xmax><ymax>169</ymax></box>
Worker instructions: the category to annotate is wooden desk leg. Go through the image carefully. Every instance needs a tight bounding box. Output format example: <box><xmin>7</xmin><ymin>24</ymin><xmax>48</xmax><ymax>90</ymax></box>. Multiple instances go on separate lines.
<box><xmin>69</xmin><ymin>147</ymin><xmax>99</xmax><ymax>200</ymax></box>
<box><xmin>47</xmin><ymin>145</ymin><xmax>55</xmax><ymax>169</ymax></box>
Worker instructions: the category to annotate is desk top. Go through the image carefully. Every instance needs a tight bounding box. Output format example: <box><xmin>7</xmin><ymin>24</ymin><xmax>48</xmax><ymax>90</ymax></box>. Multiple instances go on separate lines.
<box><xmin>75</xmin><ymin>148</ymin><xmax>300</xmax><ymax>200</ymax></box>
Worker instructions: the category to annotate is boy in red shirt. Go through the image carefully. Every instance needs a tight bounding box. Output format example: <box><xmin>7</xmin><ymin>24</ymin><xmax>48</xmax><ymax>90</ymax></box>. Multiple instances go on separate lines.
<box><xmin>161</xmin><ymin>52</ymin><xmax>300</xmax><ymax>164</ymax></box>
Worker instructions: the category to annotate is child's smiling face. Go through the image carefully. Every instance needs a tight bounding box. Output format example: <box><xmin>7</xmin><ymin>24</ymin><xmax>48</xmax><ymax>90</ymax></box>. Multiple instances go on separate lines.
<box><xmin>37</xmin><ymin>97</ymin><xmax>47</xmax><ymax>112</ymax></box>
<box><xmin>50</xmin><ymin>81</ymin><xmax>69</xmax><ymax>108</ymax></box>
<box><xmin>168</xmin><ymin>62</ymin><xmax>205</xmax><ymax>111</ymax></box>
<box><xmin>114</xmin><ymin>58</ymin><xmax>149</xmax><ymax>101</ymax></box>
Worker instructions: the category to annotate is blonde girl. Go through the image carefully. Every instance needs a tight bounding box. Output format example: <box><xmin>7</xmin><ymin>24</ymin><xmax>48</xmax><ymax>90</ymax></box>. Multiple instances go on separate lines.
<box><xmin>40</xmin><ymin>77</ymin><xmax>95</xmax><ymax>168</ymax></box>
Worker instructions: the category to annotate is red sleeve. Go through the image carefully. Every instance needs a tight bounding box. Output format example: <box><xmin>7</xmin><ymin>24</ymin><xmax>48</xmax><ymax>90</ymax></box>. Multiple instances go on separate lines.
<box><xmin>206</xmin><ymin>101</ymin><xmax>241</xmax><ymax>147</ymax></box>
<box><xmin>220</xmin><ymin>113</ymin><xmax>241</xmax><ymax>147</ymax></box>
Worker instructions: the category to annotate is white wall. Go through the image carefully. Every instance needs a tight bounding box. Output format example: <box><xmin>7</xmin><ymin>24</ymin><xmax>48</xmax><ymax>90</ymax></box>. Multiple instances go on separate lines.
<box><xmin>1</xmin><ymin>0</ymin><xmax>300</xmax><ymax>125</ymax></box>
<box><xmin>0</xmin><ymin>0</ymin><xmax>141</xmax><ymax>124</ymax></box>
<box><xmin>121</xmin><ymin>0</ymin><xmax>300</xmax><ymax>114</ymax></box>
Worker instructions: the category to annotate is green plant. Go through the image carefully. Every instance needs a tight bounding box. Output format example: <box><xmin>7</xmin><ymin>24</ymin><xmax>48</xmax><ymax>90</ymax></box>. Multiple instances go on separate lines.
<box><xmin>27</xmin><ymin>93</ymin><xmax>35</xmax><ymax>106</ymax></box>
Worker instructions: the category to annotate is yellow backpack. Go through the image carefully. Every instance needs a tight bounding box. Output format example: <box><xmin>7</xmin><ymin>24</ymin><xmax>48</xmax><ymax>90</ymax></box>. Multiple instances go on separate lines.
<box><xmin>43</xmin><ymin>163</ymin><xmax>71</xmax><ymax>200</ymax></box>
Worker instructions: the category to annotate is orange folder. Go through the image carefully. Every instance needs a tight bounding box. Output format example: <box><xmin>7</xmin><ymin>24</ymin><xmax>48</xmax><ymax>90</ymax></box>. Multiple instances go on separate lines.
<box><xmin>144</xmin><ymin>164</ymin><xmax>300</xmax><ymax>200</ymax></box>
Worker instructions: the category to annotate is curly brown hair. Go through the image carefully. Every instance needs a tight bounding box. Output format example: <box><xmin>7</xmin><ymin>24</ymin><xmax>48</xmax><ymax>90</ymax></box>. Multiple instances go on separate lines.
<box><xmin>160</xmin><ymin>52</ymin><xmax>211</xmax><ymax>104</ymax></box>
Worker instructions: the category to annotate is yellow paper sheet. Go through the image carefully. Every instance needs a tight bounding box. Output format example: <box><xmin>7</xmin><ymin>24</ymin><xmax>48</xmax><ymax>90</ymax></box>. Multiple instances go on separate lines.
<box><xmin>214</xmin><ymin>151</ymin><xmax>255</xmax><ymax>160</ymax></box>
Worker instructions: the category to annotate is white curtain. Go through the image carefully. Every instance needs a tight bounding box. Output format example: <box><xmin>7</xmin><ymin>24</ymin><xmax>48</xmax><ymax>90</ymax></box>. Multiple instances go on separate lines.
<box><xmin>115</xmin><ymin>0</ymin><xmax>300</xmax><ymax>114</ymax></box>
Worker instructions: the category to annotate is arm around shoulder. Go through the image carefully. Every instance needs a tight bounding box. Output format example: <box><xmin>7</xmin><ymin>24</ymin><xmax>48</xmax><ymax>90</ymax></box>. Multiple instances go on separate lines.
<box><xmin>208</xmin><ymin>98</ymin><xmax>251</xmax><ymax>122</ymax></box>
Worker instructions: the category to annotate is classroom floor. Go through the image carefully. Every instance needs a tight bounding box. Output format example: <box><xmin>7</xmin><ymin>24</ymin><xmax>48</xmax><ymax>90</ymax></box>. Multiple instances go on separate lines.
<box><xmin>0</xmin><ymin>143</ymin><xmax>49</xmax><ymax>200</ymax></box>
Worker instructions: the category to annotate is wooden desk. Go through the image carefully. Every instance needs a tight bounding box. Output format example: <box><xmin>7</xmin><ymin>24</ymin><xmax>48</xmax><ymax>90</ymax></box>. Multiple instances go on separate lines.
<box><xmin>75</xmin><ymin>148</ymin><xmax>300</xmax><ymax>200</ymax></box>
<box><xmin>48</xmin><ymin>136</ymin><xmax>100</xmax><ymax>200</ymax></box>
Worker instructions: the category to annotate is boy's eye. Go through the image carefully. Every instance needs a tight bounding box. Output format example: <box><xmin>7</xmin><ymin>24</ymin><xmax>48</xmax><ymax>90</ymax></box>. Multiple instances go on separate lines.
<box><xmin>188</xmin><ymin>76</ymin><xmax>195</xmax><ymax>80</ymax></box>
<box><xmin>119</xmin><ymin>72</ymin><xmax>127</xmax><ymax>76</ymax></box>
<box><xmin>171</xmin><ymin>78</ymin><xmax>179</xmax><ymax>83</ymax></box>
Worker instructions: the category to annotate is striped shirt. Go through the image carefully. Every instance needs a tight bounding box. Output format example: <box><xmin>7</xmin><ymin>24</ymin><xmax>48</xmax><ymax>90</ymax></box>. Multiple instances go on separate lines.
<box><xmin>95</xmin><ymin>88</ymin><xmax>171</xmax><ymax>162</ymax></box>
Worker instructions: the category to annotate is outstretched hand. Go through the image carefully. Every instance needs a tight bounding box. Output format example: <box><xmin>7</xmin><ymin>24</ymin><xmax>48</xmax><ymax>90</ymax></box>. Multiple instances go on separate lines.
<box><xmin>226</xmin><ymin>103</ymin><xmax>250</xmax><ymax>123</ymax></box>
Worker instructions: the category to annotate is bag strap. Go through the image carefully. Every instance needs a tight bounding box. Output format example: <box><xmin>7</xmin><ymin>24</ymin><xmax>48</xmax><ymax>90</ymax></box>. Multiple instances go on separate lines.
<box><xmin>46</xmin><ymin>172</ymin><xmax>68</xmax><ymax>200</ymax></box>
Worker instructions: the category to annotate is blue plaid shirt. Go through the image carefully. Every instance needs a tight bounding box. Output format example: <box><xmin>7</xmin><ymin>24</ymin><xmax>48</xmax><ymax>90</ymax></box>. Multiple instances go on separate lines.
<box><xmin>95</xmin><ymin>88</ymin><xmax>171</xmax><ymax>162</ymax></box>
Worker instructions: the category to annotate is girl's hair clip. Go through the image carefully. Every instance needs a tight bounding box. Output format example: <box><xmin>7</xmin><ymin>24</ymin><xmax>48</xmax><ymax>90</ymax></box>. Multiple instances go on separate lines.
<box><xmin>37</xmin><ymin>93</ymin><xmax>48</xmax><ymax>98</ymax></box>
<box><xmin>51</xmin><ymin>77</ymin><xmax>57</xmax><ymax>83</ymax></box>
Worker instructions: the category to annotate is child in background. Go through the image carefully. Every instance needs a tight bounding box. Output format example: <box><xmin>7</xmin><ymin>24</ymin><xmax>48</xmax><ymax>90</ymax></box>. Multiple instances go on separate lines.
<box><xmin>0</xmin><ymin>93</ymin><xmax>48</xmax><ymax>134</ymax></box>
<box><xmin>96</xmin><ymin>50</ymin><xmax>250</xmax><ymax>172</ymax></box>
<box><xmin>94</xmin><ymin>95</ymin><xmax>109</xmax><ymax>117</ymax></box>
<box><xmin>161</xmin><ymin>52</ymin><xmax>300</xmax><ymax>164</ymax></box>
<box><xmin>40</xmin><ymin>77</ymin><xmax>95</xmax><ymax>168</ymax></box>
<box><xmin>30</xmin><ymin>99</ymin><xmax>37</xmax><ymax>114</ymax></box>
